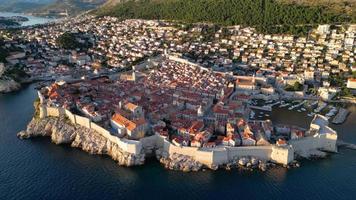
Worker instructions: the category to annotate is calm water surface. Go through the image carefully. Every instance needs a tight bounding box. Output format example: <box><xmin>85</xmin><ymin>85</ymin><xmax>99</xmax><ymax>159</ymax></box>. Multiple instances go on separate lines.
<box><xmin>0</xmin><ymin>85</ymin><xmax>355</xmax><ymax>200</ymax></box>
<box><xmin>0</xmin><ymin>12</ymin><xmax>56</xmax><ymax>26</ymax></box>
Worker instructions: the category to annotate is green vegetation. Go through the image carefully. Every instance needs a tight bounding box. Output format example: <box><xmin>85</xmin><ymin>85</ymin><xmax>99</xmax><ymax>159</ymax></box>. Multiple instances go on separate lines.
<box><xmin>329</xmin><ymin>73</ymin><xmax>355</xmax><ymax>98</ymax></box>
<box><xmin>0</xmin><ymin>19</ymin><xmax>20</xmax><ymax>26</ymax></box>
<box><xmin>284</xmin><ymin>82</ymin><xmax>303</xmax><ymax>91</ymax></box>
<box><xmin>56</xmin><ymin>32</ymin><xmax>81</xmax><ymax>50</ymax></box>
<box><xmin>96</xmin><ymin>0</ymin><xmax>355</xmax><ymax>35</ymax></box>
<box><xmin>0</xmin><ymin>38</ymin><xmax>8</xmax><ymax>63</ymax></box>
<box><xmin>32</xmin><ymin>0</ymin><xmax>106</xmax><ymax>17</ymax></box>
<box><xmin>4</xmin><ymin>64</ymin><xmax>29</xmax><ymax>82</ymax></box>
<box><xmin>33</xmin><ymin>98</ymin><xmax>41</xmax><ymax>119</ymax></box>
<box><xmin>278</xmin><ymin>0</ymin><xmax>356</xmax><ymax>18</ymax></box>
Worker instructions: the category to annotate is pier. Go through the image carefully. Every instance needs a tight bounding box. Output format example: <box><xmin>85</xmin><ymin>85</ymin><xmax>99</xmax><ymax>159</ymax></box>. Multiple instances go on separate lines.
<box><xmin>249</xmin><ymin>105</ymin><xmax>272</xmax><ymax>112</ymax></box>
<box><xmin>332</xmin><ymin>108</ymin><xmax>350</xmax><ymax>124</ymax></box>
<box><xmin>337</xmin><ymin>140</ymin><xmax>356</xmax><ymax>150</ymax></box>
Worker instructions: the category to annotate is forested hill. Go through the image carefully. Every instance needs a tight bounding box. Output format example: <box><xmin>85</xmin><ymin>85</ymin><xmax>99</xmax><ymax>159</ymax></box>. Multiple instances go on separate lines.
<box><xmin>95</xmin><ymin>0</ymin><xmax>355</xmax><ymax>35</ymax></box>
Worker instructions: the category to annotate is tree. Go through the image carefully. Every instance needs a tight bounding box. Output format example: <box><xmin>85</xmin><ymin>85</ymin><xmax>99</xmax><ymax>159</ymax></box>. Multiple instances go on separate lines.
<box><xmin>285</xmin><ymin>81</ymin><xmax>303</xmax><ymax>91</ymax></box>
<box><xmin>96</xmin><ymin>0</ymin><xmax>355</xmax><ymax>35</ymax></box>
<box><xmin>56</xmin><ymin>32</ymin><xmax>81</xmax><ymax>50</ymax></box>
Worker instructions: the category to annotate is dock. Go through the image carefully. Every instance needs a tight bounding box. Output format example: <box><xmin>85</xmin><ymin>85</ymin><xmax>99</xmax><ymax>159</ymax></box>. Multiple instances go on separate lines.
<box><xmin>249</xmin><ymin>105</ymin><xmax>272</xmax><ymax>112</ymax></box>
<box><xmin>337</xmin><ymin>140</ymin><xmax>356</xmax><ymax>150</ymax></box>
<box><xmin>332</xmin><ymin>108</ymin><xmax>350</xmax><ymax>124</ymax></box>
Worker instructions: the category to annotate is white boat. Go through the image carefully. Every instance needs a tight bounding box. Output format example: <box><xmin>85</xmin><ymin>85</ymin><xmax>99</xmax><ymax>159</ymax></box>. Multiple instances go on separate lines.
<box><xmin>307</xmin><ymin>112</ymin><xmax>315</xmax><ymax>117</ymax></box>
<box><xmin>280</xmin><ymin>103</ymin><xmax>290</xmax><ymax>108</ymax></box>
<box><xmin>297</xmin><ymin>110</ymin><xmax>302</xmax><ymax>112</ymax></box>
<box><xmin>250</xmin><ymin>110</ymin><xmax>255</xmax><ymax>119</ymax></box>
<box><xmin>301</xmin><ymin>108</ymin><xmax>306</xmax><ymax>111</ymax></box>
<box><xmin>314</xmin><ymin>102</ymin><xmax>327</xmax><ymax>113</ymax></box>
<box><xmin>326</xmin><ymin>107</ymin><xmax>338</xmax><ymax>117</ymax></box>
<box><xmin>270</xmin><ymin>101</ymin><xmax>280</xmax><ymax>107</ymax></box>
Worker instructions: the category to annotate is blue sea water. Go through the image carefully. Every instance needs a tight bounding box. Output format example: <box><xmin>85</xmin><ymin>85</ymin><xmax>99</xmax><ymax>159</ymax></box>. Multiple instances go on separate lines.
<box><xmin>0</xmin><ymin>84</ymin><xmax>355</xmax><ymax>200</ymax></box>
<box><xmin>0</xmin><ymin>12</ymin><xmax>56</xmax><ymax>26</ymax></box>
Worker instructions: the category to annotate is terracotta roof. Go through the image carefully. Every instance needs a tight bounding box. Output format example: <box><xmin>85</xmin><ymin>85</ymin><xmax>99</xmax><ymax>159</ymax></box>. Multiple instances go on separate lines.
<box><xmin>111</xmin><ymin>113</ymin><xmax>137</xmax><ymax>131</ymax></box>
<box><xmin>125</xmin><ymin>102</ymin><xmax>139</xmax><ymax>111</ymax></box>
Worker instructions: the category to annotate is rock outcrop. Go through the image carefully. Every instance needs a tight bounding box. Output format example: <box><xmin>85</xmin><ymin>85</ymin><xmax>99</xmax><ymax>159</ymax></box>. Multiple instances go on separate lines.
<box><xmin>158</xmin><ymin>152</ymin><xmax>203</xmax><ymax>172</ymax></box>
<box><xmin>17</xmin><ymin>116</ymin><xmax>304</xmax><ymax>172</ymax></box>
<box><xmin>18</xmin><ymin>117</ymin><xmax>145</xmax><ymax>167</ymax></box>
<box><xmin>0</xmin><ymin>78</ymin><xmax>21</xmax><ymax>93</ymax></box>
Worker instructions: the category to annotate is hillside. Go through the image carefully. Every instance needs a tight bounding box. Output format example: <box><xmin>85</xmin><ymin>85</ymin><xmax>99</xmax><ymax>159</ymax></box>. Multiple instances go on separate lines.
<box><xmin>0</xmin><ymin>0</ymin><xmax>55</xmax><ymax>13</ymax></box>
<box><xmin>96</xmin><ymin>0</ymin><xmax>355</xmax><ymax>35</ymax></box>
<box><xmin>0</xmin><ymin>0</ymin><xmax>109</xmax><ymax>17</ymax></box>
<box><xmin>278</xmin><ymin>0</ymin><xmax>356</xmax><ymax>17</ymax></box>
<box><xmin>31</xmin><ymin>0</ymin><xmax>108</xmax><ymax>17</ymax></box>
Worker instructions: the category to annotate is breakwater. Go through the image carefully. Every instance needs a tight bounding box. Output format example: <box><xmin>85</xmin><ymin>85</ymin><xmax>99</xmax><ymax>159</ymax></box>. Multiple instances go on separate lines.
<box><xmin>332</xmin><ymin>108</ymin><xmax>350</xmax><ymax>124</ymax></box>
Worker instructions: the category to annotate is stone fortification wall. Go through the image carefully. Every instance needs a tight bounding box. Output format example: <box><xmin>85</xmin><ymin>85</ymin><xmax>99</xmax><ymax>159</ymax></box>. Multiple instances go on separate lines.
<box><xmin>40</xmin><ymin>106</ymin><xmax>335</xmax><ymax>168</ymax></box>
<box><xmin>289</xmin><ymin>133</ymin><xmax>338</xmax><ymax>156</ymax></box>
<box><xmin>227</xmin><ymin>146</ymin><xmax>273</xmax><ymax>161</ymax></box>
<box><xmin>40</xmin><ymin>106</ymin><xmax>142</xmax><ymax>155</ymax></box>
<box><xmin>75</xmin><ymin>114</ymin><xmax>91</xmax><ymax>129</ymax></box>
<box><xmin>160</xmin><ymin>136</ymin><xmax>294</xmax><ymax>167</ymax></box>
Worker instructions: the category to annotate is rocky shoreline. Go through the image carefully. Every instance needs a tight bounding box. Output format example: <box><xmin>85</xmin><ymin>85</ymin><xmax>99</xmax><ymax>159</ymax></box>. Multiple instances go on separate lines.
<box><xmin>19</xmin><ymin>117</ymin><xmax>305</xmax><ymax>172</ymax></box>
<box><xmin>18</xmin><ymin>117</ymin><xmax>145</xmax><ymax>167</ymax></box>
<box><xmin>157</xmin><ymin>152</ymin><xmax>204</xmax><ymax>172</ymax></box>
<box><xmin>157</xmin><ymin>151</ymin><xmax>301</xmax><ymax>172</ymax></box>
<box><xmin>0</xmin><ymin>78</ymin><xmax>21</xmax><ymax>93</ymax></box>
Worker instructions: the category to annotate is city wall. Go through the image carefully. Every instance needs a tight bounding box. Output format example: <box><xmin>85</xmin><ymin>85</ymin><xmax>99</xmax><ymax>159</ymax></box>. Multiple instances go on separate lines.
<box><xmin>159</xmin><ymin>136</ymin><xmax>294</xmax><ymax>166</ymax></box>
<box><xmin>39</xmin><ymin>106</ymin><xmax>335</xmax><ymax>168</ymax></box>
<box><xmin>40</xmin><ymin>106</ymin><xmax>142</xmax><ymax>155</ymax></box>
<box><xmin>289</xmin><ymin>133</ymin><xmax>338</xmax><ymax>155</ymax></box>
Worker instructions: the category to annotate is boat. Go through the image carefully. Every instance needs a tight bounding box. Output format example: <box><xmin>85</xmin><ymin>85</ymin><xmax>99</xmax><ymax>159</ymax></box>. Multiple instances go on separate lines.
<box><xmin>301</xmin><ymin>108</ymin><xmax>306</xmax><ymax>111</ymax></box>
<box><xmin>307</xmin><ymin>112</ymin><xmax>315</xmax><ymax>117</ymax></box>
<box><xmin>314</xmin><ymin>102</ymin><xmax>327</xmax><ymax>113</ymax></box>
<box><xmin>281</xmin><ymin>103</ymin><xmax>290</xmax><ymax>108</ymax></box>
<box><xmin>326</xmin><ymin>107</ymin><xmax>338</xmax><ymax>117</ymax></box>
<box><xmin>250</xmin><ymin>110</ymin><xmax>255</xmax><ymax>119</ymax></box>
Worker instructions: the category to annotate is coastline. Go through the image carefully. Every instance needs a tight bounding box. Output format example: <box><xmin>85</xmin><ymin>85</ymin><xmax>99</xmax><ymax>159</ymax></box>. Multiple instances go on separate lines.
<box><xmin>17</xmin><ymin>104</ymin><xmax>339</xmax><ymax>172</ymax></box>
<box><xmin>0</xmin><ymin>78</ymin><xmax>21</xmax><ymax>93</ymax></box>
<box><xmin>18</xmin><ymin>116</ymin><xmax>145</xmax><ymax>167</ymax></box>
<box><xmin>18</xmin><ymin>116</ymin><xmax>299</xmax><ymax>172</ymax></box>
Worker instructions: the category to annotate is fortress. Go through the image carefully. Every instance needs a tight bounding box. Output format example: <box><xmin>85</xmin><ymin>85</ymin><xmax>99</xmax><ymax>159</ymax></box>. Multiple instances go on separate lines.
<box><xmin>38</xmin><ymin>105</ymin><xmax>337</xmax><ymax>169</ymax></box>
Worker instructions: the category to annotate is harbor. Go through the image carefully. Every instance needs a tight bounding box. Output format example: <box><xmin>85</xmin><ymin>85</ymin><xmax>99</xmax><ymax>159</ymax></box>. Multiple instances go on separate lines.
<box><xmin>332</xmin><ymin>108</ymin><xmax>350</xmax><ymax>124</ymax></box>
<box><xmin>249</xmin><ymin>98</ymin><xmax>352</xmax><ymax>125</ymax></box>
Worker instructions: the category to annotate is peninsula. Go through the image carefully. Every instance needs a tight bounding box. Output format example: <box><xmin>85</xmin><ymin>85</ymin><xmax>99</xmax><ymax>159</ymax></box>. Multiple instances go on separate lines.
<box><xmin>18</xmin><ymin>55</ymin><xmax>338</xmax><ymax>172</ymax></box>
<box><xmin>0</xmin><ymin>14</ymin><xmax>351</xmax><ymax>172</ymax></box>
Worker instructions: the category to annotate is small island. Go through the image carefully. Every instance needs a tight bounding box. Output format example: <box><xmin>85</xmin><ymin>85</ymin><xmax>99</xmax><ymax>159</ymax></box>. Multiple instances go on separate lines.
<box><xmin>0</xmin><ymin>16</ymin><xmax>28</xmax><ymax>28</ymax></box>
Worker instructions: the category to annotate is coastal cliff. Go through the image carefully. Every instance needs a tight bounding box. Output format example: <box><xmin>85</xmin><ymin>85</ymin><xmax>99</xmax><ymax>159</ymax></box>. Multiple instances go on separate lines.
<box><xmin>18</xmin><ymin>117</ymin><xmax>145</xmax><ymax>167</ymax></box>
<box><xmin>17</xmin><ymin>107</ymin><xmax>338</xmax><ymax>172</ymax></box>
<box><xmin>0</xmin><ymin>78</ymin><xmax>21</xmax><ymax>93</ymax></box>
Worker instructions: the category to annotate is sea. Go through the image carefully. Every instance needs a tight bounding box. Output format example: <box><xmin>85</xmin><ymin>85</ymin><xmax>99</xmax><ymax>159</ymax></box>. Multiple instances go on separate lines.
<box><xmin>1</xmin><ymin>85</ymin><xmax>356</xmax><ymax>200</ymax></box>
<box><xmin>0</xmin><ymin>14</ymin><xmax>356</xmax><ymax>200</ymax></box>
<box><xmin>0</xmin><ymin>12</ymin><xmax>56</xmax><ymax>26</ymax></box>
